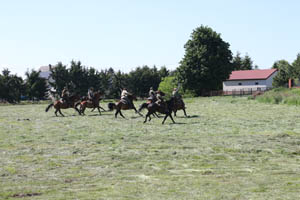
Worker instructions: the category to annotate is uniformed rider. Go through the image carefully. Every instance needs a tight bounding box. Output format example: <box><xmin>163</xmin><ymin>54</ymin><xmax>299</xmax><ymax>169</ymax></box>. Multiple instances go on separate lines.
<box><xmin>148</xmin><ymin>87</ymin><xmax>156</xmax><ymax>102</ymax></box>
<box><xmin>88</xmin><ymin>87</ymin><xmax>96</xmax><ymax>106</ymax></box>
<box><xmin>121</xmin><ymin>88</ymin><xmax>133</xmax><ymax>108</ymax></box>
<box><xmin>61</xmin><ymin>86</ymin><xmax>70</xmax><ymax>105</ymax></box>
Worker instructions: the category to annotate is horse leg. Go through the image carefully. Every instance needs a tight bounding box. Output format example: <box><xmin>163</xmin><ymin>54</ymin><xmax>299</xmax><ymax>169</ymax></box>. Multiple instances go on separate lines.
<box><xmin>55</xmin><ymin>109</ymin><xmax>58</xmax><ymax>117</ymax></box>
<box><xmin>97</xmin><ymin>107</ymin><xmax>101</xmax><ymax>115</ymax></box>
<box><xmin>144</xmin><ymin>112</ymin><xmax>151</xmax><ymax>123</ymax></box>
<box><xmin>115</xmin><ymin>110</ymin><xmax>118</xmax><ymax>118</ymax></box>
<box><xmin>74</xmin><ymin>106</ymin><xmax>81</xmax><ymax>115</ymax></box>
<box><xmin>162</xmin><ymin>114</ymin><xmax>168</xmax><ymax>124</ymax></box>
<box><xmin>183</xmin><ymin>108</ymin><xmax>187</xmax><ymax>117</ymax></box>
<box><xmin>119</xmin><ymin>110</ymin><xmax>125</xmax><ymax>118</ymax></box>
<box><xmin>99</xmin><ymin>106</ymin><xmax>106</xmax><ymax>112</ymax></box>
<box><xmin>58</xmin><ymin>109</ymin><xmax>65</xmax><ymax>117</ymax></box>
<box><xmin>81</xmin><ymin>105</ymin><xmax>86</xmax><ymax>115</ymax></box>
<box><xmin>91</xmin><ymin>108</ymin><xmax>95</xmax><ymax>112</ymax></box>
<box><xmin>169</xmin><ymin>113</ymin><xmax>176</xmax><ymax>123</ymax></box>
<box><xmin>174</xmin><ymin>110</ymin><xmax>177</xmax><ymax>117</ymax></box>
<box><xmin>133</xmin><ymin>106</ymin><xmax>143</xmax><ymax>117</ymax></box>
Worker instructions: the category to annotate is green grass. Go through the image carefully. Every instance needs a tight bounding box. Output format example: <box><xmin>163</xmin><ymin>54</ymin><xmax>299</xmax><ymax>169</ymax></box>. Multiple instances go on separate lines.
<box><xmin>256</xmin><ymin>87</ymin><xmax>300</xmax><ymax>105</ymax></box>
<box><xmin>0</xmin><ymin>97</ymin><xmax>300</xmax><ymax>199</ymax></box>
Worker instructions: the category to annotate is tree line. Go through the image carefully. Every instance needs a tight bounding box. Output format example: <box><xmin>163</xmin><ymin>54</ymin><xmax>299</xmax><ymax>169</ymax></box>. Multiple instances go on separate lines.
<box><xmin>1</xmin><ymin>25</ymin><xmax>296</xmax><ymax>103</ymax></box>
<box><xmin>0</xmin><ymin>62</ymin><xmax>170</xmax><ymax>103</ymax></box>
<box><xmin>48</xmin><ymin>61</ymin><xmax>170</xmax><ymax>99</ymax></box>
<box><xmin>271</xmin><ymin>54</ymin><xmax>300</xmax><ymax>87</ymax></box>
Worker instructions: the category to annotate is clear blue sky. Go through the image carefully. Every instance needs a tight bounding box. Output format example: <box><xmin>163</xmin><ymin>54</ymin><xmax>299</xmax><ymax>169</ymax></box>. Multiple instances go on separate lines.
<box><xmin>1</xmin><ymin>0</ymin><xmax>300</xmax><ymax>77</ymax></box>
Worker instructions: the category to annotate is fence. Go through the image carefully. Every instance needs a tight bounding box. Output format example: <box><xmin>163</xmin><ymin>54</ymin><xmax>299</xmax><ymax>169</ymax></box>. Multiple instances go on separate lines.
<box><xmin>204</xmin><ymin>87</ymin><xmax>272</xmax><ymax>97</ymax></box>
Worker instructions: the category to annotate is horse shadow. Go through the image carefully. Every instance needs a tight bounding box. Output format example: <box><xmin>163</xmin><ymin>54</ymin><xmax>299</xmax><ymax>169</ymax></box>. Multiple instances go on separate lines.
<box><xmin>173</xmin><ymin>114</ymin><xmax>200</xmax><ymax>119</ymax></box>
<box><xmin>170</xmin><ymin>122</ymin><xmax>187</xmax><ymax>125</ymax></box>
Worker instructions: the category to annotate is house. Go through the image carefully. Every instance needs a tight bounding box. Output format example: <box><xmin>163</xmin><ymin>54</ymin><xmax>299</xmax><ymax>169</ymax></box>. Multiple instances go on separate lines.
<box><xmin>39</xmin><ymin>65</ymin><xmax>52</xmax><ymax>80</ymax></box>
<box><xmin>223</xmin><ymin>69</ymin><xmax>278</xmax><ymax>93</ymax></box>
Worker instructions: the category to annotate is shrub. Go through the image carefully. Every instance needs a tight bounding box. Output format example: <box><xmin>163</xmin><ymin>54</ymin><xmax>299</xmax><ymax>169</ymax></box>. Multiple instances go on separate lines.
<box><xmin>256</xmin><ymin>88</ymin><xmax>300</xmax><ymax>106</ymax></box>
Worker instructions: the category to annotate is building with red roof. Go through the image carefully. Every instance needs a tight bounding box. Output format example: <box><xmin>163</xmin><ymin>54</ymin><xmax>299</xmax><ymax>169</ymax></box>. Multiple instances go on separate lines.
<box><xmin>223</xmin><ymin>69</ymin><xmax>278</xmax><ymax>92</ymax></box>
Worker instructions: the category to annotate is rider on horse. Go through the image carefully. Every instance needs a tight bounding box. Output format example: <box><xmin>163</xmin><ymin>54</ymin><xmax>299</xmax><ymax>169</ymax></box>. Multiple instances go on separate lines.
<box><xmin>88</xmin><ymin>87</ymin><xmax>96</xmax><ymax>107</ymax></box>
<box><xmin>155</xmin><ymin>90</ymin><xmax>168</xmax><ymax>112</ymax></box>
<box><xmin>147</xmin><ymin>87</ymin><xmax>157</xmax><ymax>102</ymax></box>
<box><xmin>61</xmin><ymin>86</ymin><xmax>70</xmax><ymax>106</ymax></box>
<box><xmin>121</xmin><ymin>88</ymin><xmax>134</xmax><ymax>108</ymax></box>
<box><xmin>172</xmin><ymin>87</ymin><xmax>182</xmax><ymax>105</ymax></box>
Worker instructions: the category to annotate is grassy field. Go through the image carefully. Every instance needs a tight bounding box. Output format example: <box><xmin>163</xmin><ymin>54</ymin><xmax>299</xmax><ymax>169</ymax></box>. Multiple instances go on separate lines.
<box><xmin>0</xmin><ymin>97</ymin><xmax>299</xmax><ymax>200</ymax></box>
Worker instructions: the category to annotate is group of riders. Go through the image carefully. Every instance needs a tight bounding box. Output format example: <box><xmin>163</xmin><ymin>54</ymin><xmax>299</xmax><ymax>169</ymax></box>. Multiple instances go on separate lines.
<box><xmin>60</xmin><ymin>85</ymin><xmax>183</xmax><ymax>110</ymax></box>
<box><xmin>61</xmin><ymin>86</ymin><xmax>98</xmax><ymax>107</ymax></box>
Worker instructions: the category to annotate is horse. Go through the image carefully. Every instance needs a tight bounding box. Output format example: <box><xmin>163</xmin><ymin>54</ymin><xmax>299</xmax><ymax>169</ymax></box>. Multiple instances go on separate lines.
<box><xmin>45</xmin><ymin>94</ymin><xmax>81</xmax><ymax>117</ymax></box>
<box><xmin>138</xmin><ymin>97</ymin><xmax>159</xmax><ymax>118</ymax></box>
<box><xmin>138</xmin><ymin>97</ymin><xmax>176</xmax><ymax>124</ymax></box>
<box><xmin>107</xmin><ymin>94</ymin><xmax>143</xmax><ymax>118</ymax></box>
<box><xmin>75</xmin><ymin>91</ymin><xmax>106</xmax><ymax>115</ymax></box>
<box><xmin>172</xmin><ymin>98</ymin><xmax>187</xmax><ymax>117</ymax></box>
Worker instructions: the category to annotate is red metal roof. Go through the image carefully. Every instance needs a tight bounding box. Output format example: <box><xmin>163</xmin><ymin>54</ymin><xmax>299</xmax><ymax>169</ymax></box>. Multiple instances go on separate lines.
<box><xmin>228</xmin><ymin>69</ymin><xmax>277</xmax><ymax>80</ymax></box>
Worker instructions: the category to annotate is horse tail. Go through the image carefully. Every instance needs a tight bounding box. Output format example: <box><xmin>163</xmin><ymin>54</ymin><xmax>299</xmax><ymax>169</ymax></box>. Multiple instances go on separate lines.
<box><xmin>108</xmin><ymin>102</ymin><xmax>116</xmax><ymax>111</ymax></box>
<box><xmin>138</xmin><ymin>103</ymin><xmax>148</xmax><ymax>113</ymax></box>
<box><xmin>45</xmin><ymin>103</ymin><xmax>54</xmax><ymax>112</ymax></box>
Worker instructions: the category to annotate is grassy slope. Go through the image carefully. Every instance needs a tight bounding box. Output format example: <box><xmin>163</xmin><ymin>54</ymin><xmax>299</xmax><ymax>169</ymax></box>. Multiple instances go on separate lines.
<box><xmin>256</xmin><ymin>87</ymin><xmax>300</xmax><ymax>105</ymax></box>
<box><xmin>0</xmin><ymin>97</ymin><xmax>299</xmax><ymax>200</ymax></box>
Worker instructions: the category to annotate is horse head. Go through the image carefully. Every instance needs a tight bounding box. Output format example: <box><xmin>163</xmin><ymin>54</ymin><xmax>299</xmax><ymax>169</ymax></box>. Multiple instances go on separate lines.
<box><xmin>69</xmin><ymin>94</ymin><xmax>80</xmax><ymax>102</ymax></box>
<box><xmin>93</xmin><ymin>91</ymin><xmax>103</xmax><ymax>100</ymax></box>
<box><xmin>128</xmin><ymin>94</ymin><xmax>137</xmax><ymax>101</ymax></box>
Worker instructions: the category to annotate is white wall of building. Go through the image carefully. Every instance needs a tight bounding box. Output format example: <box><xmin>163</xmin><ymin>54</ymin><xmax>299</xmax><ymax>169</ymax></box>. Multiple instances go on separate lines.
<box><xmin>265</xmin><ymin>71</ymin><xmax>278</xmax><ymax>87</ymax></box>
<box><xmin>223</xmin><ymin>71</ymin><xmax>277</xmax><ymax>91</ymax></box>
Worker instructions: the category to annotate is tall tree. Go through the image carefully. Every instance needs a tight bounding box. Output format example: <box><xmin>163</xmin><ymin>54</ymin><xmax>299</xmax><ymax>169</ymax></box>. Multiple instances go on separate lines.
<box><xmin>176</xmin><ymin>25</ymin><xmax>233</xmax><ymax>95</ymax></box>
<box><xmin>272</xmin><ymin>60</ymin><xmax>292</xmax><ymax>87</ymax></box>
<box><xmin>232</xmin><ymin>52</ymin><xmax>254</xmax><ymax>70</ymax></box>
<box><xmin>0</xmin><ymin>69</ymin><xmax>24</xmax><ymax>103</ymax></box>
<box><xmin>127</xmin><ymin>65</ymin><xmax>162</xmax><ymax>97</ymax></box>
<box><xmin>232</xmin><ymin>52</ymin><xmax>243</xmax><ymax>70</ymax></box>
<box><xmin>241</xmin><ymin>53</ymin><xmax>254</xmax><ymax>70</ymax></box>
<box><xmin>158</xmin><ymin>66</ymin><xmax>169</xmax><ymax>79</ymax></box>
<box><xmin>69</xmin><ymin>60</ymin><xmax>89</xmax><ymax>95</ymax></box>
<box><xmin>25</xmin><ymin>69</ymin><xmax>48</xmax><ymax>100</ymax></box>
<box><xmin>49</xmin><ymin>62</ymin><xmax>69</xmax><ymax>95</ymax></box>
<box><xmin>292</xmin><ymin>53</ymin><xmax>300</xmax><ymax>79</ymax></box>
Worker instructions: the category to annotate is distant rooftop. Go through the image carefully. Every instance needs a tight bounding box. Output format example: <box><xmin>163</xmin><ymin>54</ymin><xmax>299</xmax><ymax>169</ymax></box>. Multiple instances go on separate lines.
<box><xmin>39</xmin><ymin>65</ymin><xmax>51</xmax><ymax>72</ymax></box>
<box><xmin>227</xmin><ymin>69</ymin><xmax>277</xmax><ymax>80</ymax></box>
<box><xmin>39</xmin><ymin>65</ymin><xmax>53</xmax><ymax>79</ymax></box>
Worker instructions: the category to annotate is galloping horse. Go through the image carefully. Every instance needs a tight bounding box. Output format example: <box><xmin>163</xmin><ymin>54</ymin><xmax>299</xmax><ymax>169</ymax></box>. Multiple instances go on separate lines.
<box><xmin>138</xmin><ymin>97</ymin><xmax>159</xmax><ymax>118</ymax></box>
<box><xmin>45</xmin><ymin>94</ymin><xmax>81</xmax><ymax>116</ymax></box>
<box><xmin>138</xmin><ymin>97</ymin><xmax>176</xmax><ymax>124</ymax></box>
<box><xmin>172</xmin><ymin>98</ymin><xmax>187</xmax><ymax>117</ymax></box>
<box><xmin>75</xmin><ymin>91</ymin><xmax>105</xmax><ymax>115</ymax></box>
<box><xmin>108</xmin><ymin>94</ymin><xmax>142</xmax><ymax>118</ymax></box>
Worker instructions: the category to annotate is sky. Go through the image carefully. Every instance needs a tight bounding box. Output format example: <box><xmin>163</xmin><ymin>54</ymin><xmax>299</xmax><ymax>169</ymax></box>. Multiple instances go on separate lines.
<box><xmin>1</xmin><ymin>0</ymin><xmax>300</xmax><ymax>77</ymax></box>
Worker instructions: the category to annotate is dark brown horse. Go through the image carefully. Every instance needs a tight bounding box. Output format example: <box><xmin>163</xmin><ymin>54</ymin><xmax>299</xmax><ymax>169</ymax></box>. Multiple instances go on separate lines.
<box><xmin>138</xmin><ymin>97</ymin><xmax>176</xmax><ymax>124</ymax></box>
<box><xmin>108</xmin><ymin>94</ymin><xmax>142</xmax><ymax>118</ymax></box>
<box><xmin>75</xmin><ymin>91</ymin><xmax>105</xmax><ymax>115</ymax></box>
<box><xmin>45</xmin><ymin>94</ymin><xmax>81</xmax><ymax>116</ymax></box>
<box><xmin>172</xmin><ymin>98</ymin><xmax>187</xmax><ymax>117</ymax></box>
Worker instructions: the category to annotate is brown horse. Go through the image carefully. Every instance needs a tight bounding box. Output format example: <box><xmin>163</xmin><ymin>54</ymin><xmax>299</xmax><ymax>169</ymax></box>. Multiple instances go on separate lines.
<box><xmin>108</xmin><ymin>94</ymin><xmax>143</xmax><ymax>118</ymax></box>
<box><xmin>75</xmin><ymin>91</ymin><xmax>105</xmax><ymax>115</ymax></box>
<box><xmin>172</xmin><ymin>98</ymin><xmax>187</xmax><ymax>117</ymax></box>
<box><xmin>138</xmin><ymin>97</ymin><xmax>175</xmax><ymax>124</ymax></box>
<box><xmin>45</xmin><ymin>94</ymin><xmax>81</xmax><ymax>116</ymax></box>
